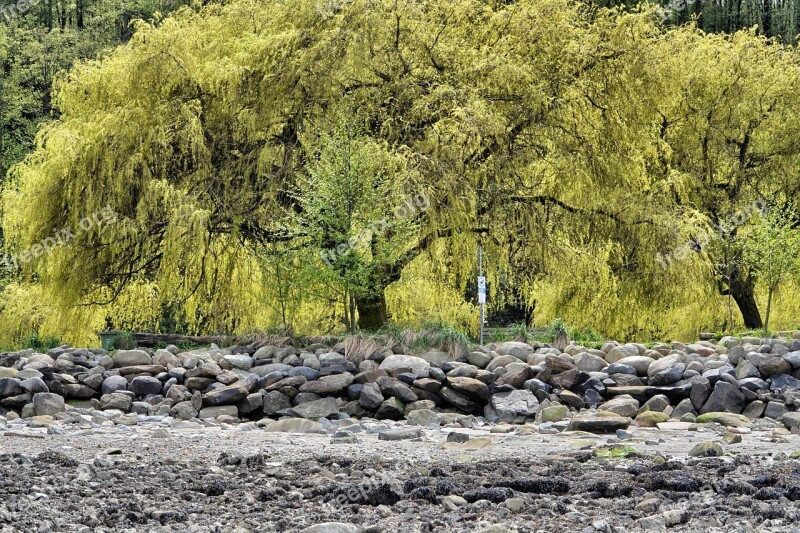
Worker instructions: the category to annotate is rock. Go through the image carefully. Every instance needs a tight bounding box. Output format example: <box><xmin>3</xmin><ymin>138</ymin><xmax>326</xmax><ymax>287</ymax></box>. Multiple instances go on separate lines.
<box><xmin>599</xmin><ymin>396</ymin><xmax>640</xmax><ymax>418</ymax></box>
<box><xmin>170</xmin><ymin>401</ymin><xmax>197</xmax><ymax>420</ymax></box>
<box><xmin>574</xmin><ymin>353</ymin><xmax>607</xmax><ymax>372</ymax></box>
<box><xmin>671</xmin><ymin>398</ymin><xmax>696</xmax><ymax>419</ymax></box>
<box><xmin>446</xmin><ymin>377</ymin><xmax>490</xmax><ymax>401</ymax></box>
<box><xmin>635</xmin><ymin>411</ymin><xmax>669</xmax><ymax>427</ymax></box>
<box><xmin>378</xmin><ymin>355</ymin><xmax>430</xmax><ymax>376</ymax></box>
<box><xmin>647</xmin><ymin>355</ymin><xmax>685</xmax><ymax>385</ymax></box>
<box><xmin>694</xmin><ymin>412</ymin><xmax>752</xmax><ymax>427</ymax></box>
<box><xmin>688</xmin><ymin>442</ymin><xmax>724</xmax><ymax>457</ymax></box>
<box><xmin>640</xmin><ymin>394</ymin><xmax>670</xmax><ymax>413</ymax></box>
<box><xmin>605</xmin><ymin>344</ymin><xmax>640</xmax><ymax>363</ymax></box>
<box><xmin>378</xmin><ymin>428</ymin><xmax>422</xmax><ymax>441</ymax></box>
<box><xmin>758</xmin><ymin>357</ymin><xmax>791</xmax><ymax>377</ymax></box>
<box><xmin>495</xmin><ymin>367</ymin><xmax>531</xmax><ymax>389</ymax></box>
<box><xmin>735</xmin><ymin>360</ymin><xmax>760</xmax><ymax>380</ymax></box>
<box><xmin>152</xmin><ymin>349</ymin><xmax>180</xmax><ymax>367</ymax></box>
<box><xmin>764</xmin><ymin>401</ymin><xmax>787</xmax><ymax>420</ymax></box>
<box><xmin>263</xmin><ymin>391</ymin><xmax>291</xmax><ymax>416</ymax></box>
<box><xmin>558</xmin><ymin>390</ymin><xmax>584</xmax><ymax>409</ymax></box>
<box><xmin>358</xmin><ymin>382</ymin><xmax>384</xmax><ymax>410</ymax></box>
<box><xmin>301</xmin><ymin>524</ymin><xmax>361</xmax><ymax>533</ymax></box>
<box><xmin>202</xmin><ymin>383</ymin><xmax>249</xmax><ymax>406</ymax></box>
<box><xmin>101</xmin><ymin>375</ymin><xmax>128</xmax><ymax>395</ymax></box>
<box><xmin>699</xmin><ymin>381</ymin><xmax>745</xmax><ymax>414</ymax></box>
<box><xmin>494</xmin><ymin>341</ymin><xmax>535</xmax><ymax>360</ymax></box>
<box><xmin>375</xmin><ymin>398</ymin><xmax>405</xmax><ymax>420</ymax></box>
<box><xmin>406</xmin><ymin>409</ymin><xmax>442</xmax><ymax>426</ymax></box>
<box><xmin>376</xmin><ymin>377</ymin><xmax>418</xmax><ymax>403</ymax></box>
<box><xmin>468</xmin><ymin>351</ymin><xmax>493</xmax><ymax>368</ymax></box>
<box><xmin>112</xmin><ymin>350</ymin><xmax>152</xmax><ymax>368</ymax></box>
<box><xmin>0</xmin><ymin>378</ymin><xmax>24</xmax><ymax>398</ymax></box>
<box><xmin>129</xmin><ymin>376</ymin><xmax>163</xmax><ymax>397</ymax></box>
<box><xmin>438</xmin><ymin>386</ymin><xmax>480</xmax><ymax>414</ymax></box>
<box><xmin>198</xmin><ymin>405</ymin><xmax>238</xmax><ymax>419</ymax></box>
<box><xmin>100</xmin><ymin>392</ymin><xmax>133</xmax><ymax>411</ymax></box>
<box><xmin>318</xmin><ymin>373</ymin><xmax>354</xmax><ymax>392</ymax></box>
<box><xmin>781</xmin><ymin>412</ymin><xmax>800</xmax><ymax>431</ymax></box>
<box><xmin>540</xmin><ymin>404</ymin><xmax>569</xmax><ymax>422</ymax></box>
<box><xmin>32</xmin><ymin>392</ymin><xmax>65</xmax><ymax>416</ymax></box>
<box><xmin>770</xmin><ymin>373</ymin><xmax>800</xmax><ymax>390</ymax></box>
<box><xmin>742</xmin><ymin>400</ymin><xmax>766</xmax><ymax>418</ymax></box>
<box><xmin>223</xmin><ymin>354</ymin><xmax>253</xmax><ymax>370</ymax></box>
<box><xmin>485</xmin><ymin>390</ymin><xmax>539</xmax><ymax>423</ymax></box>
<box><xmin>292</xmin><ymin>397</ymin><xmax>338</xmax><ymax>419</ymax></box>
<box><xmin>265</xmin><ymin>418</ymin><xmax>323</xmax><ymax>433</ymax></box>
<box><xmin>567</xmin><ymin>416</ymin><xmax>632</xmax><ymax>432</ymax></box>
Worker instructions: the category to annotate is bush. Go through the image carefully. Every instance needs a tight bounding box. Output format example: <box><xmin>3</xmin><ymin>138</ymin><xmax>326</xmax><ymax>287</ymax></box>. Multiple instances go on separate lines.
<box><xmin>110</xmin><ymin>331</ymin><xmax>137</xmax><ymax>350</ymax></box>
<box><xmin>22</xmin><ymin>333</ymin><xmax>61</xmax><ymax>351</ymax></box>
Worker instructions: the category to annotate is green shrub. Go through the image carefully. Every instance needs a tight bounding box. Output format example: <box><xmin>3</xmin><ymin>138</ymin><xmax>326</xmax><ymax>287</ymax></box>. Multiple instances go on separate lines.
<box><xmin>22</xmin><ymin>333</ymin><xmax>61</xmax><ymax>351</ymax></box>
<box><xmin>110</xmin><ymin>331</ymin><xmax>137</xmax><ymax>350</ymax></box>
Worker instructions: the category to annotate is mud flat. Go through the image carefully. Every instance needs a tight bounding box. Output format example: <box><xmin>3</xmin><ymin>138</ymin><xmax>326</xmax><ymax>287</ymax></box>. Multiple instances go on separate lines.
<box><xmin>1</xmin><ymin>420</ymin><xmax>799</xmax><ymax>532</ymax></box>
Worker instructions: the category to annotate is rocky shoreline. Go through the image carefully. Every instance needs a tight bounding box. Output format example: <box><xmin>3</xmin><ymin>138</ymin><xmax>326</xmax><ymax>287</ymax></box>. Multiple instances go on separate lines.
<box><xmin>3</xmin><ymin>334</ymin><xmax>800</xmax><ymax>531</ymax></box>
<box><xmin>2</xmin><ymin>334</ymin><xmax>800</xmax><ymax>432</ymax></box>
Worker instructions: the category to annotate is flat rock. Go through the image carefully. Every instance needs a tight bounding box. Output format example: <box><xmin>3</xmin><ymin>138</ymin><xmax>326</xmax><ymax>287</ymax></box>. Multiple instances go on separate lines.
<box><xmin>567</xmin><ymin>416</ymin><xmax>632</xmax><ymax>432</ymax></box>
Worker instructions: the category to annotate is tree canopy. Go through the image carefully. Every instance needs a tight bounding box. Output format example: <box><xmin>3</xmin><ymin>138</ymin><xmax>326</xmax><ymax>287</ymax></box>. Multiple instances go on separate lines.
<box><xmin>3</xmin><ymin>0</ymin><xmax>800</xmax><ymax>344</ymax></box>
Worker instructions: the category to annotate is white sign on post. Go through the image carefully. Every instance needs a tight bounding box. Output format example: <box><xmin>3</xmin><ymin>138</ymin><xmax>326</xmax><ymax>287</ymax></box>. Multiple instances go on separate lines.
<box><xmin>477</xmin><ymin>276</ymin><xmax>486</xmax><ymax>303</ymax></box>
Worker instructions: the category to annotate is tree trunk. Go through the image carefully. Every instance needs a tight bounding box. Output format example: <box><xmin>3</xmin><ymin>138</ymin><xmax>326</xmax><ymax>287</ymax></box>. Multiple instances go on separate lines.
<box><xmin>730</xmin><ymin>267</ymin><xmax>763</xmax><ymax>329</ymax></box>
<box><xmin>764</xmin><ymin>286</ymin><xmax>774</xmax><ymax>333</ymax></box>
<box><xmin>356</xmin><ymin>292</ymin><xmax>388</xmax><ymax>331</ymax></box>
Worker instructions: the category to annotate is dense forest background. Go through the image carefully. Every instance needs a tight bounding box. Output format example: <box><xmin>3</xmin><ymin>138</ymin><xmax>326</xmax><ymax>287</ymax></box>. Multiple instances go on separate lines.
<box><xmin>1</xmin><ymin>0</ymin><xmax>800</xmax><ymax>346</ymax></box>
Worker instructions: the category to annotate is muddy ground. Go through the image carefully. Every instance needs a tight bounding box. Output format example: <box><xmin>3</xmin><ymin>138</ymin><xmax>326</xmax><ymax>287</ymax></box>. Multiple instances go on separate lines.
<box><xmin>1</xmin><ymin>423</ymin><xmax>800</xmax><ymax>532</ymax></box>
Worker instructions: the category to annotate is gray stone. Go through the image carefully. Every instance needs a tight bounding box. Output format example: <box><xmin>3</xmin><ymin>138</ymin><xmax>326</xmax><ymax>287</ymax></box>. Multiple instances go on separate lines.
<box><xmin>130</xmin><ymin>376</ymin><xmax>163</xmax><ymax>397</ymax></box>
<box><xmin>32</xmin><ymin>392</ymin><xmax>65</xmax><ymax>416</ymax></box>
<box><xmin>319</xmin><ymin>373</ymin><xmax>354</xmax><ymax>392</ymax></box>
<box><xmin>202</xmin><ymin>384</ymin><xmax>249</xmax><ymax>406</ymax></box>
<box><xmin>735</xmin><ymin>361</ymin><xmax>759</xmax><ymax>380</ymax></box>
<box><xmin>170</xmin><ymin>401</ymin><xmax>197</xmax><ymax>420</ymax></box>
<box><xmin>101</xmin><ymin>375</ymin><xmax>128</xmax><ymax>395</ymax></box>
<box><xmin>406</xmin><ymin>409</ymin><xmax>442</xmax><ymax>426</ymax></box>
<box><xmin>378</xmin><ymin>355</ymin><xmax>430</xmax><ymax>376</ymax></box>
<box><xmin>301</xmin><ymin>523</ymin><xmax>361</xmax><ymax>533</ymax></box>
<box><xmin>567</xmin><ymin>416</ymin><xmax>632</xmax><ymax>432</ymax></box>
<box><xmin>468</xmin><ymin>351</ymin><xmax>493</xmax><ymax>368</ymax></box>
<box><xmin>358</xmin><ymin>382</ymin><xmax>384</xmax><ymax>410</ymax></box>
<box><xmin>375</xmin><ymin>397</ymin><xmax>405</xmax><ymax>420</ymax></box>
<box><xmin>647</xmin><ymin>355</ymin><xmax>685</xmax><ymax>386</ymax></box>
<box><xmin>700</xmin><ymin>381</ymin><xmax>745</xmax><ymax>414</ymax></box>
<box><xmin>292</xmin><ymin>397</ymin><xmax>339</xmax><ymax>420</ymax></box>
<box><xmin>113</xmin><ymin>350</ymin><xmax>152</xmax><ymax>368</ymax></box>
<box><xmin>574</xmin><ymin>353</ymin><xmax>607</xmax><ymax>372</ymax></box>
<box><xmin>598</xmin><ymin>396</ymin><xmax>639</xmax><ymax>418</ymax></box>
<box><xmin>199</xmin><ymin>405</ymin><xmax>238</xmax><ymax>419</ymax></box>
<box><xmin>20</xmin><ymin>377</ymin><xmax>48</xmax><ymax>394</ymax></box>
<box><xmin>263</xmin><ymin>391</ymin><xmax>291</xmax><ymax>416</ymax></box>
<box><xmin>446</xmin><ymin>376</ymin><xmax>490</xmax><ymax>402</ymax></box>
<box><xmin>764</xmin><ymin>401</ymin><xmax>787</xmax><ymax>420</ymax></box>
<box><xmin>378</xmin><ymin>428</ymin><xmax>422</xmax><ymax>441</ymax></box>
<box><xmin>0</xmin><ymin>378</ymin><xmax>23</xmax><ymax>398</ymax></box>
<box><xmin>222</xmin><ymin>354</ymin><xmax>253</xmax><ymax>370</ymax></box>
<box><xmin>494</xmin><ymin>341</ymin><xmax>535</xmax><ymax>360</ymax></box>
<box><xmin>100</xmin><ymin>392</ymin><xmax>132</xmax><ymax>411</ymax></box>
<box><xmin>485</xmin><ymin>389</ymin><xmax>539</xmax><ymax>423</ymax></box>
<box><xmin>781</xmin><ymin>412</ymin><xmax>800</xmax><ymax>430</ymax></box>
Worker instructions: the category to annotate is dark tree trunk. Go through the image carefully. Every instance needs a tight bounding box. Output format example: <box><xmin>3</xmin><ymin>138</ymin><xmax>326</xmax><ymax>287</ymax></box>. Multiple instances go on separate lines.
<box><xmin>356</xmin><ymin>293</ymin><xmax>388</xmax><ymax>331</ymax></box>
<box><xmin>729</xmin><ymin>267</ymin><xmax>763</xmax><ymax>329</ymax></box>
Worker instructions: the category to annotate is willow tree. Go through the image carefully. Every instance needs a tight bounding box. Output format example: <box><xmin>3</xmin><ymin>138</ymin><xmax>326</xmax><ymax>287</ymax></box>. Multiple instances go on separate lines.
<box><xmin>4</xmin><ymin>0</ymin><xmax>800</xmax><ymax>339</ymax></box>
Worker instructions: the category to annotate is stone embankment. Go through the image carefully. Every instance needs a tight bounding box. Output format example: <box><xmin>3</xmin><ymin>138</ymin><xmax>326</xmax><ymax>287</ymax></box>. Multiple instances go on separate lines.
<box><xmin>1</xmin><ymin>333</ymin><xmax>800</xmax><ymax>434</ymax></box>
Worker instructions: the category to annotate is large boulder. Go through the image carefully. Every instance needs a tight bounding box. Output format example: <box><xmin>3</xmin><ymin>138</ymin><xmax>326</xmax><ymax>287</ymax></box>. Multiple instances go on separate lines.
<box><xmin>494</xmin><ymin>342</ymin><xmax>536</xmax><ymax>361</ymax></box>
<box><xmin>32</xmin><ymin>392</ymin><xmax>65</xmax><ymax>416</ymax></box>
<box><xmin>615</xmin><ymin>356</ymin><xmax>655</xmax><ymax>376</ymax></box>
<box><xmin>484</xmin><ymin>389</ymin><xmax>539</xmax><ymax>423</ymax></box>
<box><xmin>378</xmin><ymin>355</ymin><xmax>431</xmax><ymax>376</ymax></box>
<box><xmin>358</xmin><ymin>382</ymin><xmax>384</xmax><ymax>409</ymax></box>
<box><xmin>699</xmin><ymin>381</ymin><xmax>745</xmax><ymax>414</ymax></box>
<box><xmin>647</xmin><ymin>355</ymin><xmax>685</xmax><ymax>386</ymax></box>
<box><xmin>112</xmin><ymin>350</ymin><xmax>152</xmax><ymax>368</ymax></box>
<box><xmin>598</xmin><ymin>395</ymin><xmax>639</xmax><ymax>418</ymax></box>
<box><xmin>129</xmin><ymin>376</ymin><xmax>163</xmax><ymax>397</ymax></box>
<box><xmin>0</xmin><ymin>378</ymin><xmax>24</xmax><ymax>398</ymax></box>
<box><xmin>101</xmin><ymin>375</ymin><xmax>129</xmax><ymax>394</ymax></box>
<box><xmin>292</xmin><ymin>397</ymin><xmax>339</xmax><ymax>420</ymax></box>
<box><xmin>574</xmin><ymin>353</ymin><xmax>608</xmax><ymax>372</ymax></box>
<box><xmin>202</xmin><ymin>383</ymin><xmax>249</xmax><ymax>406</ymax></box>
<box><xmin>446</xmin><ymin>377</ymin><xmax>490</xmax><ymax>402</ymax></box>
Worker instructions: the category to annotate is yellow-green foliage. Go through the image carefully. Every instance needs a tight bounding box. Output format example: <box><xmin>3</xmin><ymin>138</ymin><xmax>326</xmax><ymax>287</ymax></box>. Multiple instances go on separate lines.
<box><xmin>2</xmin><ymin>0</ymin><xmax>800</xmax><ymax>345</ymax></box>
